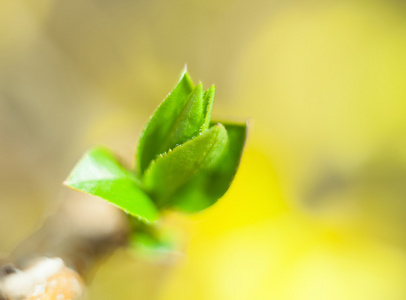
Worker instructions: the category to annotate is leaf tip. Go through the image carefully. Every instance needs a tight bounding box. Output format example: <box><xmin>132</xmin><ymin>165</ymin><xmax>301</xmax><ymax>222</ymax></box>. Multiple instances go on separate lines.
<box><xmin>178</xmin><ymin>66</ymin><xmax>193</xmax><ymax>85</ymax></box>
<box><xmin>207</xmin><ymin>84</ymin><xmax>215</xmax><ymax>92</ymax></box>
<box><xmin>195</xmin><ymin>82</ymin><xmax>203</xmax><ymax>91</ymax></box>
<box><xmin>181</xmin><ymin>64</ymin><xmax>188</xmax><ymax>75</ymax></box>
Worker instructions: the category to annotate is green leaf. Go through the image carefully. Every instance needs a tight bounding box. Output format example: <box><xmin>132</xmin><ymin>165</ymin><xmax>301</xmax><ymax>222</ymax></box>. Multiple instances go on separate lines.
<box><xmin>128</xmin><ymin>223</ymin><xmax>178</xmax><ymax>257</ymax></box>
<box><xmin>142</xmin><ymin>124</ymin><xmax>228</xmax><ymax>207</ymax></box>
<box><xmin>131</xmin><ymin>232</ymin><xmax>175</xmax><ymax>254</ymax></box>
<box><xmin>65</xmin><ymin>147</ymin><xmax>159</xmax><ymax>222</ymax></box>
<box><xmin>202</xmin><ymin>85</ymin><xmax>215</xmax><ymax>131</ymax></box>
<box><xmin>160</xmin><ymin>83</ymin><xmax>205</xmax><ymax>153</ymax></box>
<box><xmin>171</xmin><ymin>122</ymin><xmax>247</xmax><ymax>213</ymax></box>
<box><xmin>137</xmin><ymin>71</ymin><xmax>209</xmax><ymax>175</ymax></box>
<box><xmin>127</xmin><ymin>213</ymin><xmax>178</xmax><ymax>259</ymax></box>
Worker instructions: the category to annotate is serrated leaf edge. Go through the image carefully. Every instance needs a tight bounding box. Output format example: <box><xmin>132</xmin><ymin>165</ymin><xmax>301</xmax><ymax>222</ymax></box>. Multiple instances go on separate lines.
<box><xmin>142</xmin><ymin>123</ymin><xmax>228</xmax><ymax>187</ymax></box>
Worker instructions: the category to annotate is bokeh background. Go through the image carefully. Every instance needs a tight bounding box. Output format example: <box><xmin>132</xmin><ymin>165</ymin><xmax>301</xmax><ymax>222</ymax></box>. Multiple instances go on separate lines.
<box><xmin>2</xmin><ymin>0</ymin><xmax>406</xmax><ymax>299</ymax></box>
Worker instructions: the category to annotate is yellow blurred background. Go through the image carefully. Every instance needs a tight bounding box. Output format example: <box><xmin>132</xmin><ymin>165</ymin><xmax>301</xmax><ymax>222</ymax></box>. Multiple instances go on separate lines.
<box><xmin>2</xmin><ymin>0</ymin><xmax>406</xmax><ymax>299</ymax></box>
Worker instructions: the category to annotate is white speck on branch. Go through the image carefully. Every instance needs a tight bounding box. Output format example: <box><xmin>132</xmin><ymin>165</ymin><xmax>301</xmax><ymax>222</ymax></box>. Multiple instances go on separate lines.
<box><xmin>0</xmin><ymin>192</ymin><xmax>129</xmax><ymax>300</ymax></box>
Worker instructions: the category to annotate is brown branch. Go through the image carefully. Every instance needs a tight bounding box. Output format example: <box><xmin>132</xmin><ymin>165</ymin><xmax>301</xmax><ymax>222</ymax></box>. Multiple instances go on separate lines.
<box><xmin>0</xmin><ymin>192</ymin><xmax>129</xmax><ymax>300</ymax></box>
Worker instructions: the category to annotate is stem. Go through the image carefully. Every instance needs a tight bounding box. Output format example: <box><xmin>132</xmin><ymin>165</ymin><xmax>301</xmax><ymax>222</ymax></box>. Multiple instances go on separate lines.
<box><xmin>0</xmin><ymin>192</ymin><xmax>129</xmax><ymax>299</ymax></box>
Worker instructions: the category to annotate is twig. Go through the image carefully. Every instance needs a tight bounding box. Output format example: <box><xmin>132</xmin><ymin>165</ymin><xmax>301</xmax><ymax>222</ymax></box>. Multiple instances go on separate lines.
<box><xmin>0</xmin><ymin>192</ymin><xmax>129</xmax><ymax>300</ymax></box>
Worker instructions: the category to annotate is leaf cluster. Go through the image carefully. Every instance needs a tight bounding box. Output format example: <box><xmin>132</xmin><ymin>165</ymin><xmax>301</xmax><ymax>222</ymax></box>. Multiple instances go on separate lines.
<box><xmin>65</xmin><ymin>69</ymin><xmax>247</xmax><ymax>223</ymax></box>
